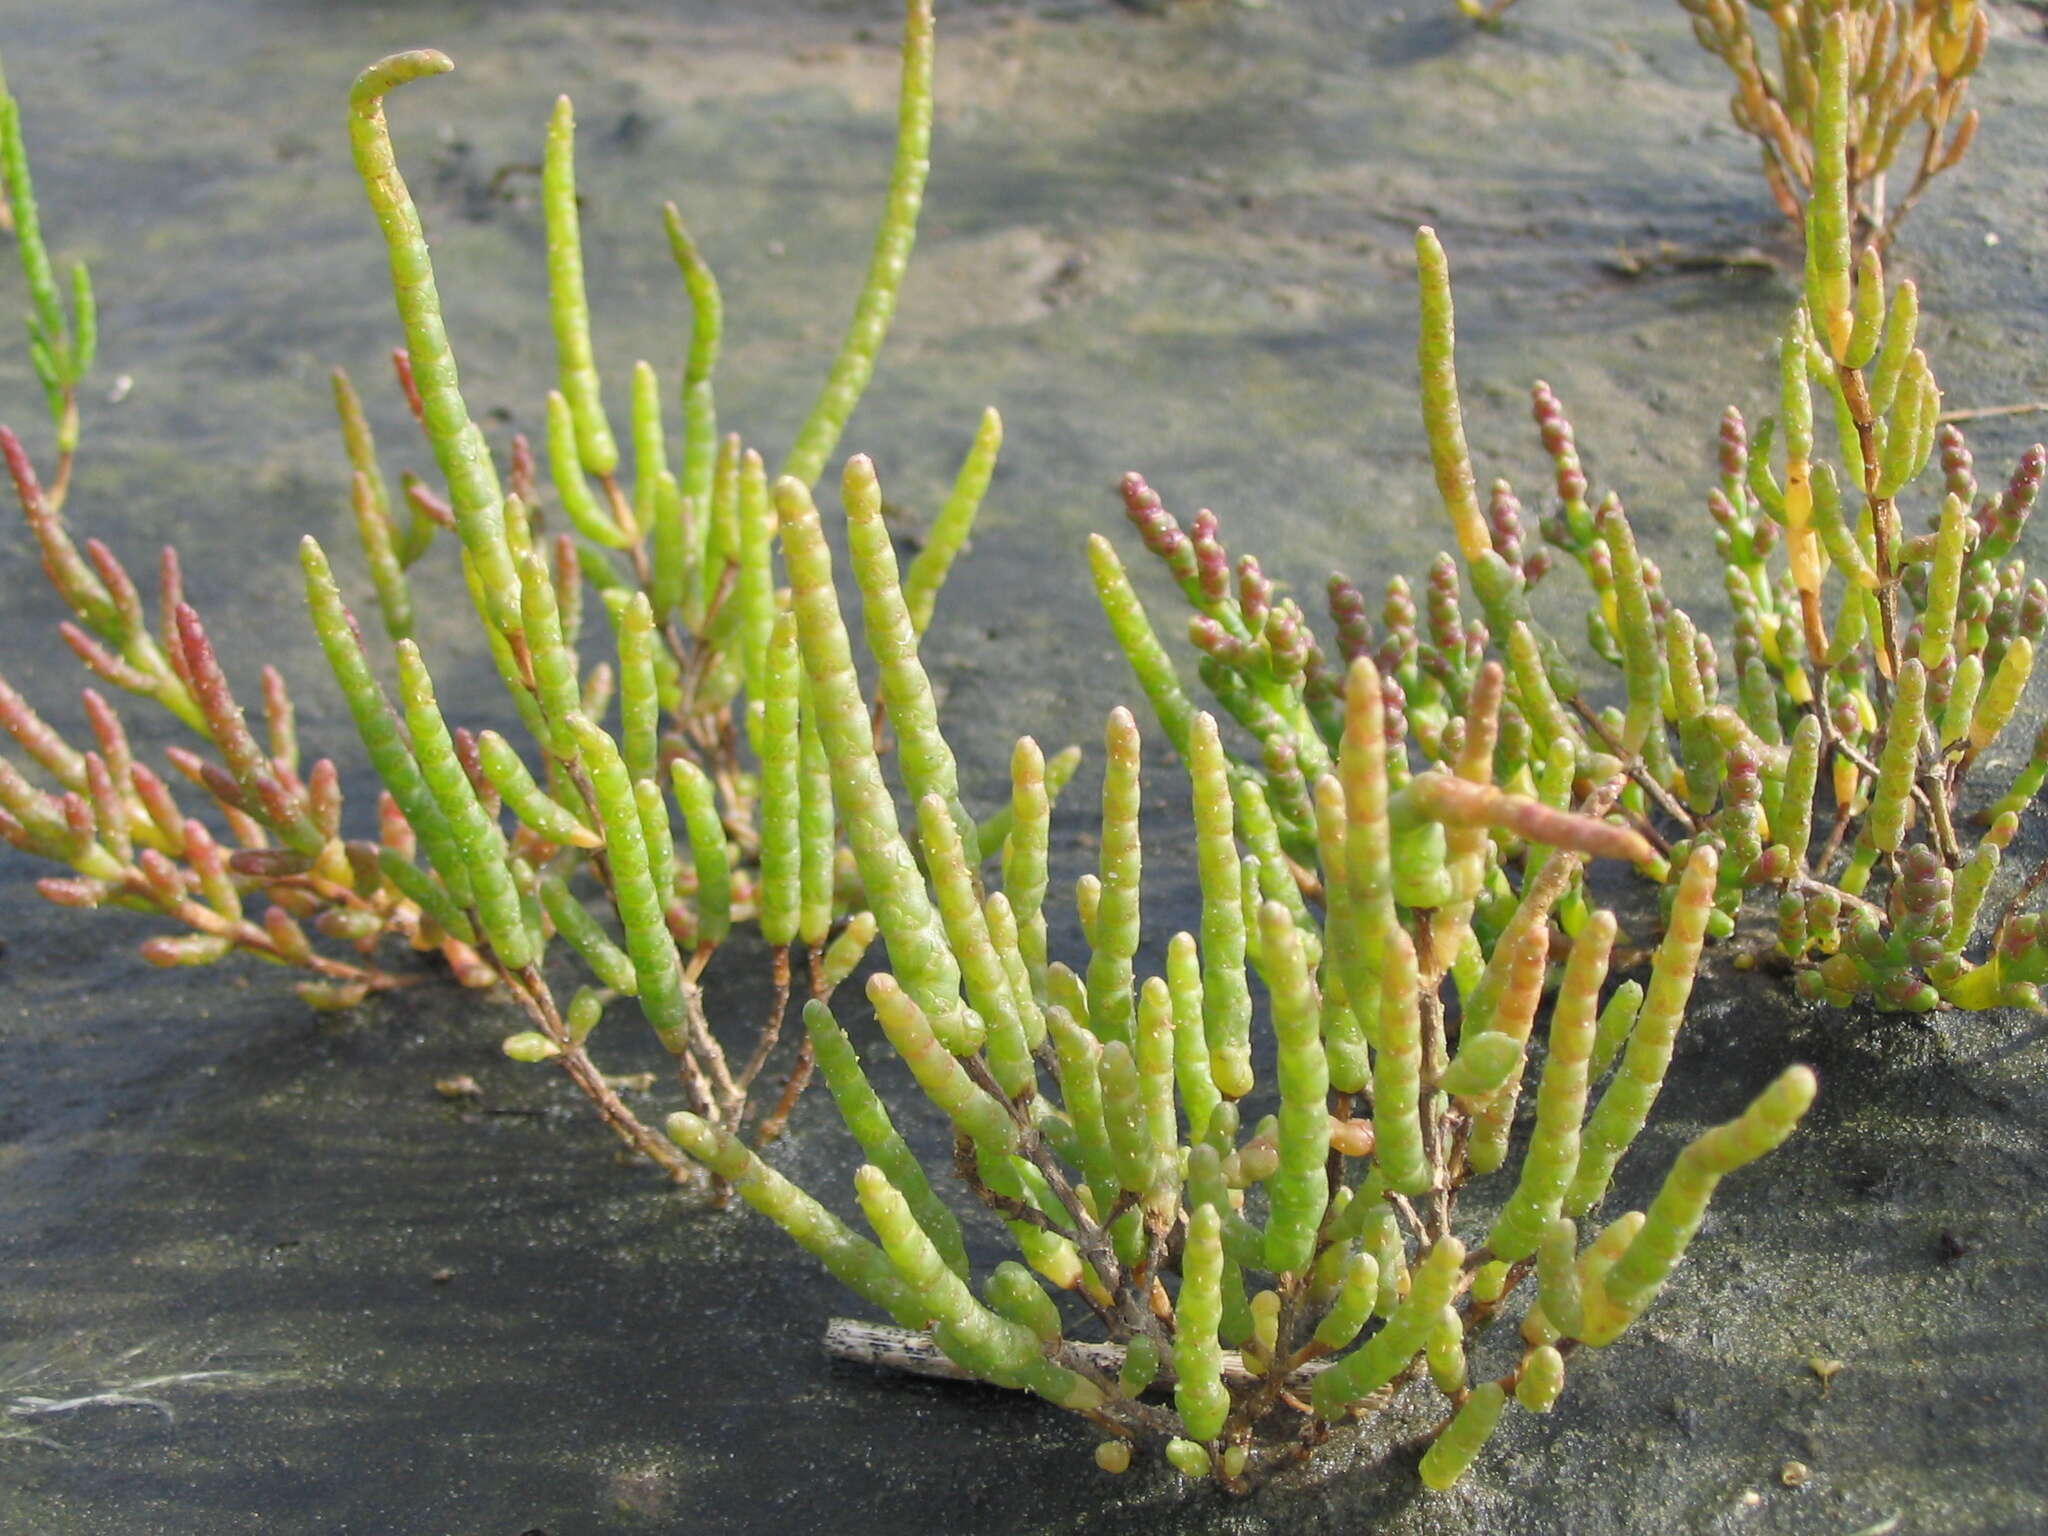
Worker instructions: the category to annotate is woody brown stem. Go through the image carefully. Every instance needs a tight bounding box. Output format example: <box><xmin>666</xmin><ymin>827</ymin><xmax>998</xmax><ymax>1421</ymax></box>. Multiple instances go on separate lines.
<box><xmin>515</xmin><ymin>964</ymin><xmax>697</xmax><ymax>1184</ymax></box>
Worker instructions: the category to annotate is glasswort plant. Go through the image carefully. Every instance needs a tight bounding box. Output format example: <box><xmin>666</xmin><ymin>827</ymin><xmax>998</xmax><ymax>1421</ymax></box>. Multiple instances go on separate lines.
<box><xmin>0</xmin><ymin>3</ymin><xmax>1049</xmax><ymax>1175</ymax></box>
<box><xmin>660</xmin><ymin>452</ymin><xmax>1817</xmax><ymax>1491</ymax></box>
<box><xmin>0</xmin><ymin>4</ymin><xmax>1892</xmax><ymax>1504</ymax></box>
<box><xmin>1102</xmin><ymin>8</ymin><xmax>2046</xmax><ymax>1016</ymax></box>
<box><xmin>1677</xmin><ymin>0</ymin><xmax>1984</xmax><ymax>248</ymax></box>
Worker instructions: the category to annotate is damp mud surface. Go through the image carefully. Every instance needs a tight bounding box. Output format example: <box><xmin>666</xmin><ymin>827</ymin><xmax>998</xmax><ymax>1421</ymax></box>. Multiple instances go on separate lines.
<box><xmin>3</xmin><ymin>0</ymin><xmax>2048</xmax><ymax>1530</ymax></box>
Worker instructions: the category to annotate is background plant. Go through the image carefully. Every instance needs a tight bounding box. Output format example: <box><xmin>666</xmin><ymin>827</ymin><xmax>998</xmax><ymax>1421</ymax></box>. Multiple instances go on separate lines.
<box><xmin>0</xmin><ymin>55</ymin><xmax>91</xmax><ymax>511</ymax></box>
<box><xmin>0</xmin><ymin>2</ymin><xmax>1070</xmax><ymax>1176</ymax></box>
<box><xmin>1101</xmin><ymin>9</ymin><xmax>2046</xmax><ymax>1018</ymax></box>
<box><xmin>659</xmin><ymin>448</ymin><xmax>1816</xmax><ymax>1491</ymax></box>
<box><xmin>1454</xmin><ymin>0</ymin><xmax>1525</xmax><ymax>29</ymax></box>
<box><xmin>1678</xmin><ymin>0</ymin><xmax>1985</xmax><ymax>248</ymax></box>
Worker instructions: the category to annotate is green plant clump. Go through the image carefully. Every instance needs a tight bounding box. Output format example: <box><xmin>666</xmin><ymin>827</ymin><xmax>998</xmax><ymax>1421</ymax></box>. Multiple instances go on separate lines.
<box><xmin>0</xmin><ymin>0</ymin><xmax>1937</xmax><ymax>1504</ymax></box>
<box><xmin>0</xmin><ymin>2</ymin><xmax>1070</xmax><ymax>1176</ymax></box>
<box><xmin>1102</xmin><ymin>8</ymin><xmax>2047</xmax><ymax>1017</ymax></box>
<box><xmin>671</xmin><ymin>451</ymin><xmax>1814</xmax><ymax>1490</ymax></box>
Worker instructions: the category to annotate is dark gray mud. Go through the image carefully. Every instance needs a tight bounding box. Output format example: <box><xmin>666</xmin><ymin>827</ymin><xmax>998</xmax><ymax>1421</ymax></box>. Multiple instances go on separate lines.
<box><xmin>2</xmin><ymin>0</ymin><xmax>2047</xmax><ymax>1530</ymax></box>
